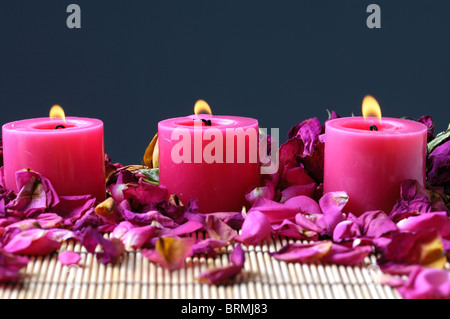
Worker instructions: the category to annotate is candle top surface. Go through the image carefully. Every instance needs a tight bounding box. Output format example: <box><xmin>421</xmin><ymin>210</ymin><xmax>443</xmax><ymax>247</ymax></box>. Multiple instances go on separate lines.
<box><xmin>2</xmin><ymin>117</ymin><xmax>103</xmax><ymax>134</ymax></box>
<box><xmin>159</xmin><ymin>114</ymin><xmax>258</xmax><ymax>130</ymax></box>
<box><xmin>326</xmin><ymin>116</ymin><xmax>427</xmax><ymax>136</ymax></box>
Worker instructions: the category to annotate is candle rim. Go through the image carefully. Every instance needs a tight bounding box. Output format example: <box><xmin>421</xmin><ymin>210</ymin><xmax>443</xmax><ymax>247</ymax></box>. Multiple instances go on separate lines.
<box><xmin>325</xmin><ymin>116</ymin><xmax>427</xmax><ymax>136</ymax></box>
<box><xmin>2</xmin><ymin>117</ymin><xmax>103</xmax><ymax>134</ymax></box>
<box><xmin>158</xmin><ymin>115</ymin><xmax>258</xmax><ymax>130</ymax></box>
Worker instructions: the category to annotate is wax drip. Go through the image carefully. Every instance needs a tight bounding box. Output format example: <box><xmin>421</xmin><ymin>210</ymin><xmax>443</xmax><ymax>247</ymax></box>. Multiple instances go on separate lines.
<box><xmin>369</xmin><ymin>125</ymin><xmax>379</xmax><ymax>131</ymax></box>
<box><xmin>201</xmin><ymin>119</ymin><xmax>212</xmax><ymax>126</ymax></box>
<box><xmin>55</xmin><ymin>125</ymin><xmax>66</xmax><ymax>130</ymax></box>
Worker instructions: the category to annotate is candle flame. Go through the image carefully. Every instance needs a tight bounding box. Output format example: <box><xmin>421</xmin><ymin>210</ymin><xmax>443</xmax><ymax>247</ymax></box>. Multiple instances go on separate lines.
<box><xmin>194</xmin><ymin>100</ymin><xmax>212</xmax><ymax>115</ymax></box>
<box><xmin>49</xmin><ymin>105</ymin><xmax>66</xmax><ymax>122</ymax></box>
<box><xmin>362</xmin><ymin>95</ymin><xmax>382</xmax><ymax>121</ymax></box>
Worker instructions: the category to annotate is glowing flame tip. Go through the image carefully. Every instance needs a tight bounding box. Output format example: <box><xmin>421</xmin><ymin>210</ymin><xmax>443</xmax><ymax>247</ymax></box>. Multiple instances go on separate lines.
<box><xmin>194</xmin><ymin>99</ymin><xmax>212</xmax><ymax>115</ymax></box>
<box><xmin>362</xmin><ymin>95</ymin><xmax>382</xmax><ymax>121</ymax></box>
<box><xmin>49</xmin><ymin>105</ymin><xmax>66</xmax><ymax>122</ymax></box>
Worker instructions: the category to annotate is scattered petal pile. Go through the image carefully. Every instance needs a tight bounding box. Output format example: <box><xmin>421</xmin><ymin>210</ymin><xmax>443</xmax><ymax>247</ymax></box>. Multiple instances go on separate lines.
<box><xmin>0</xmin><ymin>114</ymin><xmax>449</xmax><ymax>298</ymax></box>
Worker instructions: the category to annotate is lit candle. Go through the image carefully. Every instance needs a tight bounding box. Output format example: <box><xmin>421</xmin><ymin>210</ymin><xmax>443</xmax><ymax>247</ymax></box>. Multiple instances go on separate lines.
<box><xmin>158</xmin><ymin>100</ymin><xmax>260</xmax><ymax>213</ymax></box>
<box><xmin>323</xmin><ymin>95</ymin><xmax>427</xmax><ymax>216</ymax></box>
<box><xmin>2</xmin><ymin>105</ymin><xmax>106</xmax><ymax>201</ymax></box>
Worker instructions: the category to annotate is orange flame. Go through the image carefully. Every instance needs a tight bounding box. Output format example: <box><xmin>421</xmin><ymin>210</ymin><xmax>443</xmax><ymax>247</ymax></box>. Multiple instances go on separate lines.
<box><xmin>362</xmin><ymin>95</ymin><xmax>382</xmax><ymax>121</ymax></box>
<box><xmin>194</xmin><ymin>100</ymin><xmax>212</xmax><ymax>115</ymax></box>
<box><xmin>49</xmin><ymin>105</ymin><xmax>66</xmax><ymax>122</ymax></box>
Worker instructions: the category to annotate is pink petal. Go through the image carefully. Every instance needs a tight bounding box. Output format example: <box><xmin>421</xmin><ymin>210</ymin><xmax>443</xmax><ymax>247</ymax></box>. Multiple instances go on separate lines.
<box><xmin>319</xmin><ymin>191</ymin><xmax>349</xmax><ymax>214</ymax></box>
<box><xmin>58</xmin><ymin>251</ymin><xmax>81</xmax><ymax>266</ymax></box>
<box><xmin>271</xmin><ymin>219</ymin><xmax>319</xmax><ymax>240</ymax></box>
<box><xmin>397</xmin><ymin>212</ymin><xmax>450</xmax><ymax>237</ymax></box>
<box><xmin>3</xmin><ymin>229</ymin><xmax>61</xmax><ymax>255</ymax></box>
<box><xmin>235</xmin><ymin>211</ymin><xmax>271</xmax><ymax>245</ymax></box>
<box><xmin>271</xmin><ymin>241</ymin><xmax>333</xmax><ymax>262</ymax></box>
<box><xmin>198</xmin><ymin>244</ymin><xmax>245</xmax><ymax>284</ymax></box>
<box><xmin>332</xmin><ymin>220</ymin><xmax>361</xmax><ymax>242</ymax></box>
<box><xmin>279</xmin><ymin>183</ymin><xmax>316</xmax><ymax>203</ymax></box>
<box><xmin>324</xmin><ymin>243</ymin><xmax>372</xmax><ymax>265</ymax></box>
<box><xmin>397</xmin><ymin>267</ymin><xmax>450</xmax><ymax>299</ymax></box>
<box><xmin>119</xmin><ymin>224</ymin><xmax>156</xmax><ymax>250</ymax></box>
<box><xmin>245</xmin><ymin>182</ymin><xmax>275</xmax><ymax>205</ymax></box>
<box><xmin>249</xmin><ymin>197</ymin><xmax>299</xmax><ymax>223</ymax></box>
<box><xmin>284</xmin><ymin>195</ymin><xmax>322</xmax><ymax>215</ymax></box>
<box><xmin>81</xmin><ymin>227</ymin><xmax>125</xmax><ymax>264</ymax></box>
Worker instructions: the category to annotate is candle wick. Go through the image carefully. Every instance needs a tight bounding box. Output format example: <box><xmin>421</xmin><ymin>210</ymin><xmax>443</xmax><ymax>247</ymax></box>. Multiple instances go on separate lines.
<box><xmin>55</xmin><ymin>125</ymin><xmax>66</xmax><ymax>130</ymax></box>
<box><xmin>369</xmin><ymin>125</ymin><xmax>378</xmax><ymax>131</ymax></box>
<box><xmin>201</xmin><ymin>119</ymin><xmax>212</xmax><ymax>126</ymax></box>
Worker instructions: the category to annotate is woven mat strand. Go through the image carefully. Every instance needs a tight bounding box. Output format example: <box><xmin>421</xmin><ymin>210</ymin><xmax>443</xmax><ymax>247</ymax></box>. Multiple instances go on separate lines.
<box><xmin>0</xmin><ymin>235</ymin><xmax>402</xmax><ymax>299</ymax></box>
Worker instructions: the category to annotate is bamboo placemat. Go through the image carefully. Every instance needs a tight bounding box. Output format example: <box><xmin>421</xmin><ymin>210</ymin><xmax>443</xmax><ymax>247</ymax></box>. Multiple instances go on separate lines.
<box><xmin>0</xmin><ymin>233</ymin><xmax>403</xmax><ymax>299</ymax></box>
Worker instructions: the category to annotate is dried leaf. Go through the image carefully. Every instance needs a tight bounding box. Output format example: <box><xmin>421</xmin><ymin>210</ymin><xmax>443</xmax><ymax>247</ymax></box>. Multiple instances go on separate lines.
<box><xmin>143</xmin><ymin>133</ymin><xmax>159</xmax><ymax>168</ymax></box>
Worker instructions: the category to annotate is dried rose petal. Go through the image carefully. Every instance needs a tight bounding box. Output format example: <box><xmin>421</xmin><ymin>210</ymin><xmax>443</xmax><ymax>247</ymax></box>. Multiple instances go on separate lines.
<box><xmin>332</xmin><ymin>220</ymin><xmax>361</xmax><ymax>242</ymax></box>
<box><xmin>390</xmin><ymin>180</ymin><xmax>433</xmax><ymax>221</ymax></box>
<box><xmin>142</xmin><ymin>237</ymin><xmax>195</xmax><ymax>271</ymax></box>
<box><xmin>271</xmin><ymin>241</ymin><xmax>333</xmax><ymax>263</ymax></box>
<box><xmin>380</xmin><ymin>230</ymin><xmax>447</xmax><ymax>271</ymax></box>
<box><xmin>427</xmin><ymin>140</ymin><xmax>450</xmax><ymax>186</ymax></box>
<box><xmin>36</xmin><ymin>213</ymin><xmax>64</xmax><ymax>229</ymax></box>
<box><xmin>319</xmin><ymin>191</ymin><xmax>349</xmax><ymax>215</ymax></box>
<box><xmin>281</xmin><ymin>166</ymin><xmax>316</xmax><ymax>188</ymax></box>
<box><xmin>287</xmin><ymin>117</ymin><xmax>322</xmax><ymax>156</ymax></box>
<box><xmin>123</xmin><ymin>180</ymin><xmax>168</xmax><ymax>206</ymax></box>
<box><xmin>271</xmin><ymin>219</ymin><xmax>319</xmax><ymax>240</ymax></box>
<box><xmin>203</xmin><ymin>215</ymin><xmax>237</xmax><ymax>242</ymax></box>
<box><xmin>324</xmin><ymin>243</ymin><xmax>372</xmax><ymax>265</ymax></box>
<box><xmin>357</xmin><ymin>210</ymin><xmax>397</xmax><ymax>238</ymax></box>
<box><xmin>113</xmin><ymin>223</ymin><xmax>156</xmax><ymax>251</ymax></box>
<box><xmin>0</xmin><ymin>248</ymin><xmax>29</xmax><ymax>282</ymax></box>
<box><xmin>158</xmin><ymin>220</ymin><xmax>204</xmax><ymax>237</ymax></box>
<box><xmin>245</xmin><ymin>182</ymin><xmax>275</xmax><ymax>205</ymax></box>
<box><xmin>198</xmin><ymin>244</ymin><xmax>245</xmax><ymax>284</ymax></box>
<box><xmin>51</xmin><ymin>195</ymin><xmax>96</xmax><ymax>226</ymax></box>
<box><xmin>235</xmin><ymin>211</ymin><xmax>271</xmax><ymax>245</ymax></box>
<box><xmin>285</xmin><ymin>195</ymin><xmax>322</xmax><ymax>215</ymax></box>
<box><xmin>58</xmin><ymin>251</ymin><xmax>81</xmax><ymax>266</ymax></box>
<box><xmin>81</xmin><ymin>227</ymin><xmax>125</xmax><ymax>264</ymax></box>
<box><xmin>397</xmin><ymin>266</ymin><xmax>450</xmax><ymax>299</ymax></box>
<box><xmin>249</xmin><ymin>197</ymin><xmax>299</xmax><ymax>223</ymax></box>
<box><xmin>279</xmin><ymin>183</ymin><xmax>316</xmax><ymax>203</ymax></box>
<box><xmin>3</xmin><ymin>229</ymin><xmax>61</xmax><ymax>255</ymax></box>
<box><xmin>397</xmin><ymin>212</ymin><xmax>450</xmax><ymax>237</ymax></box>
<box><xmin>192</xmin><ymin>238</ymin><xmax>228</xmax><ymax>256</ymax></box>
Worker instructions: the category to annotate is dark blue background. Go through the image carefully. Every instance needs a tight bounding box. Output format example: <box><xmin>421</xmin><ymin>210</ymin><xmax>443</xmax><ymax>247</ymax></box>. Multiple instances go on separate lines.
<box><xmin>1</xmin><ymin>1</ymin><xmax>449</xmax><ymax>165</ymax></box>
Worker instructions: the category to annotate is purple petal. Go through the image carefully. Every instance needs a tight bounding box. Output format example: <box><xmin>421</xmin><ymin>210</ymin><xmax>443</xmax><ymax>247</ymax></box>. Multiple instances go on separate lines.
<box><xmin>0</xmin><ymin>249</ymin><xmax>29</xmax><ymax>282</ymax></box>
<box><xmin>427</xmin><ymin>140</ymin><xmax>450</xmax><ymax>186</ymax></box>
<box><xmin>198</xmin><ymin>244</ymin><xmax>245</xmax><ymax>284</ymax></box>
<box><xmin>123</xmin><ymin>180</ymin><xmax>168</xmax><ymax>206</ymax></box>
<box><xmin>51</xmin><ymin>195</ymin><xmax>96</xmax><ymax>226</ymax></box>
<box><xmin>287</xmin><ymin>117</ymin><xmax>322</xmax><ymax>156</ymax></box>
<box><xmin>81</xmin><ymin>227</ymin><xmax>125</xmax><ymax>264</ymax></box>
<box><xmin>357</xmin><ymin>210</ymin><xmax>398</xmax><ymax>238</ymax></box>
<box><xmin>235</xmin><ymin>211</ymin><xmax>271</xmax><ymax>245</ymax></box>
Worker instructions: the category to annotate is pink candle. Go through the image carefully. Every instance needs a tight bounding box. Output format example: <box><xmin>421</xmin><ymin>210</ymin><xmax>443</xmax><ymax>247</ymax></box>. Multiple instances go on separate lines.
<box><xmin>2</xmin><ymin>115</ymin><xmax>106</xmax><ymax>202</ymax></box>
<box><xmin>324</xmin><ymin>114</ymin><xmax>427</xmax><ymax>216</ymax></box>
<box><xmin>158</xmin><ymin>104</ymin><xmax>260</xmax><ymax>213</ymax></box>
